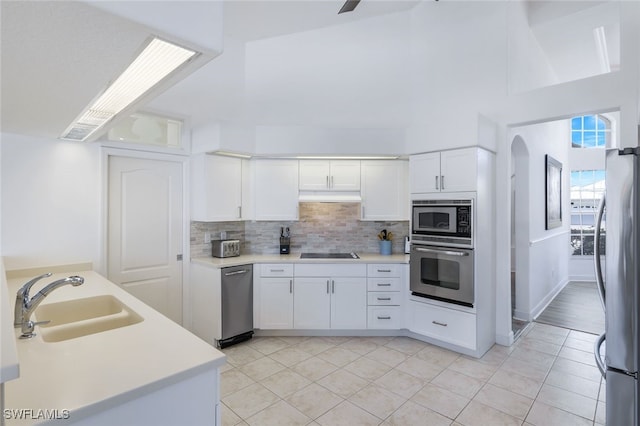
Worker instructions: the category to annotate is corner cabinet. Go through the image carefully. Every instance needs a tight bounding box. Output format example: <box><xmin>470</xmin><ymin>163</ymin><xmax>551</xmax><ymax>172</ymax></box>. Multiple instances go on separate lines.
<box><xmin>360</xmin><ymin>160</ymin><xmax>409</xmax><ymax>221</ymax></box>
<box><xmin>191</xmin><ymin>154</ymin><xmax>248</xmax><ymax>221</ymax></box>
<box><xmin>299</xmin><ymin>160</ymin><xmax>360</xmax><ymax>191</ymax></box>
<box><xmin>410</xmin><ymin>148</ymin><xmax>478</xmax><ymax>194</ymax></box>
<box><xmin>253</xmin><ymin>159</ymin><xmax>299</xmax><ymax>221</ymax></box>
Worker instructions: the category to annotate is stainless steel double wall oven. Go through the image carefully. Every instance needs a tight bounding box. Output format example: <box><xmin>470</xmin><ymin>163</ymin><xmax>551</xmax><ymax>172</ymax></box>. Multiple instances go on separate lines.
<box><xmin>410</xmin><ymin>199</ymin><xmax>474</xmax><ymax>307</ymax></box>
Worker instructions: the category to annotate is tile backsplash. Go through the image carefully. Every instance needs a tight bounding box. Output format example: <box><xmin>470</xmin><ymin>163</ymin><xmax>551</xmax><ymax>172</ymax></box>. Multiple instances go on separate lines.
<box><xmin>191</xmin><ymin>203</ymin><xmax>409</xmax><ymax>258</ymax></box>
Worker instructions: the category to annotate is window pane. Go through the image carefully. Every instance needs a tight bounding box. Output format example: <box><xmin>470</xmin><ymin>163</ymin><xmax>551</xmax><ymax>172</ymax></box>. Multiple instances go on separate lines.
<box><xmin>584</xmin><ymin>115</ymin><xmax>596</xmax><ymax>130</ymax></box>
<box><xmin>597</xmin><ymin>117</ymin><xmax>606</xmax><ymax>130</ymax></box>
<box><xmin>572</xmin><ymin>131</ymin><xmax>583</xmax><ymax>147</ymax></box>
<box><xmin>571</xmin><ymin>117</ymin><xmax>583</xmax><ymax>130</ymax></box>
<box><xmin>597</xmin><ymin>131</ymin><xmax>606</xmax><ymax>147</ymax></box>
<box><xmin>584</xmin><ymin>131</ymin><xmax>597</xmax><ymax>147</ymax></box>
<box><xmin>570</xmin><ymin>169</ymin><xmax>606</xmax><ymax>256</ymax></box>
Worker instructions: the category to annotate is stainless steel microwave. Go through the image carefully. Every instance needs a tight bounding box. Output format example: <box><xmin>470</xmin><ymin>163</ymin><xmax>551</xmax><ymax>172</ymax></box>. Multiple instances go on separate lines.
<box><xmin>412</xmin><ymin>199</ymin><xmax>473</xmax><ymax>248</ymax></box>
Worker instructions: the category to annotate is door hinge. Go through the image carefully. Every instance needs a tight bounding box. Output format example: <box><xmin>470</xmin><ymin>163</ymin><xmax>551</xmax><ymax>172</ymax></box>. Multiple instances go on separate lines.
<box><xmin>177</xmin><ymin>254</ymin><xmax>183</xmax><ymax>261</ymax></box>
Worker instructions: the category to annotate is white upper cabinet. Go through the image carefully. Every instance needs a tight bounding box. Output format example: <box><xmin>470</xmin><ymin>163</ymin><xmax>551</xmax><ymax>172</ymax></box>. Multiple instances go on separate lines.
<box><xmin>191</xmin><ymin>154</ymin><xmax>247</xmax><ymax>221</ymax></box>
<box><xmin>299</xmin><ymin>160</ymin><xmax>360</xmax><ymax>191</ymax></box>
<box><xmin>253</xmin><ymin>159</ymin><xmax>299</xmax><ymax>221</ymax></box>
<box><xmin>360</xmin><ymin>160</ymin><xmax>409</xmax><ymax>221</ymax></box>
<box><xmin>410</xmin><ymin>148</ymin><xmax>478</xmax><ymax>194</ymax></box>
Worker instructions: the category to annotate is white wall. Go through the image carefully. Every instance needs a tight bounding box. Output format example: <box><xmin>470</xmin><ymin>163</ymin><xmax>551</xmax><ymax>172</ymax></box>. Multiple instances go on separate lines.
<box><xmin>506</xmin><ymin>0</ymin><xmax>559</xmax><ymax>94</ymax></box>
<box><xmin>0</xmin><ymin>133</ymin><xmax>101</xmax><ymax>270</ymax></box>
<box><xmin>406</xmin><ymin>1</ymin><xmax>508</xmax><ymax>154</ymax></box>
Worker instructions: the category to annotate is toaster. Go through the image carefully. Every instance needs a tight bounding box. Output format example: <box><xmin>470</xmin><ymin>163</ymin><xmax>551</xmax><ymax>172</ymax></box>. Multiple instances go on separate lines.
<box><xmin>211</xmin><ymin>239</ymin><xmax>241</xmax><ymax>258</ymax></box>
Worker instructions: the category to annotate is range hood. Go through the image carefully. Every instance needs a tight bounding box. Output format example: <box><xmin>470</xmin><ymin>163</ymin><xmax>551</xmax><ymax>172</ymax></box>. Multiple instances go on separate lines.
<box><xmin>298</xmin><ymin>191</ymin><xmax>362</xmax><ymax>203</ymax></box>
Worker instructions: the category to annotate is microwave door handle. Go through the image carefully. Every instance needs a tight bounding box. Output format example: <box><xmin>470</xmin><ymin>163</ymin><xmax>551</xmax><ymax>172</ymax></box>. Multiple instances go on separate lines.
<box><xmin>414</xmin><ymin>247</ymin><xmax>469</xmax><ymax>257</ymax></box>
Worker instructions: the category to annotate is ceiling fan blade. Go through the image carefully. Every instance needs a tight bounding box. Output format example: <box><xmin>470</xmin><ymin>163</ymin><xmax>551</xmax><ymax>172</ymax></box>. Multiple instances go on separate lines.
<box><xmin>338</xmin><ymin>0</ymin><xmax>361</xmax><ymax>14</ymax></box>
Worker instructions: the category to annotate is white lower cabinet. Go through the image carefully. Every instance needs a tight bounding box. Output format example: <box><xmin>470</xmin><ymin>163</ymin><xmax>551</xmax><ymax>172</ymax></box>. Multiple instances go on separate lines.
<box><xmin>257</xmin><ymin>264</ymin><xmax>294</xmax><ymax>329</ymax></box>
<box><xmin>367</xmin><ymin>263</ymin><xmax>404</xmax><ymax>330</ymax></box>
<box><xmin>409</xmin><ymin>299</ymin><xmax>476</xmax><ymax>350</ymax></box>
<box><xmin>368</xmin><ymin>306</ymin><xmax>403</xmax><ymax>329</ymax></box>
<box><xmin>260</xmin><ymin>278</ymin><xmax>294</xmax><ymax>329</ymax></box>
<box><xmin>293</xmin><ymin>264</ymin><xmax>367</xmax><ymax>330</ymax></box>
<box><xmin>293</xmin><ymin>278</ymin><xmax>331</xmax><ymax>329</ymax></box>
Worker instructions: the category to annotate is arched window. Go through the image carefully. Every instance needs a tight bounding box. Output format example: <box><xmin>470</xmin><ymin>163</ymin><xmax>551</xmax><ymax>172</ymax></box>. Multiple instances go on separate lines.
<box><xmin>571</xmin><ymin>114</ymin><xmax>610</xmax><ymax>148</ymax></box>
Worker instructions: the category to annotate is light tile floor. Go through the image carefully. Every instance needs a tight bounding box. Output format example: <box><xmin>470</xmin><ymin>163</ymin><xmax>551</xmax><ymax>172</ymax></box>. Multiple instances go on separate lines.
<box><xmin>219</xmin><ymin>323</ymin><xmax>606</xmax><ymax>426</ymax></box>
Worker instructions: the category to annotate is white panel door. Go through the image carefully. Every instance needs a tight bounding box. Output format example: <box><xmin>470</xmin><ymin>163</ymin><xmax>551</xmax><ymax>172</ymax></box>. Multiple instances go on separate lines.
<box><xmin>108</xmin><ymin>156</ymin><xmax>183</xmax><ymax>324</ymax></box>
<box><xmin>293</xmin><ymin>277</ymin><xmax>330</xmax><ymax>329</ymax></box>
<box><xmin>439</xmin><ymin>148</ymin><xmax>477</xmax><ymax>192</ymax></box>
<box><xmin>329</xmin><ymin>161</ymin><xmax>360</xmax><ymax>191</ymax></box>
<box><xmin>409</xmin><ymin>152</ymin><xmax>441</xmax><ymax>193</ymax></box>
<box><xmin>330</xmin><ymin>277</ymin><xmax>367</xmax><ymax>329</ymax></box>
<box><xmin>259</xmin><ymin>277</ymin><xmax>294</xmax><ymax>329</ymax></box>
<box><xmin>299</xmin><ymin>160</ymin><xmax>330</xmax><ymax>190</ymax></box>
<box><xmin>254</xmin><ymin>159</ymin><xmax>299</xmax><ymax>220</ymax></box>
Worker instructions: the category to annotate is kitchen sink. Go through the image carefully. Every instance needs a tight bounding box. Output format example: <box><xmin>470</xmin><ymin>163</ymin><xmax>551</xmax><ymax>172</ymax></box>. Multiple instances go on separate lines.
<box><xmin>34</xmin><ymin>295</ymin><xmax>143</xmax><ymax>342</ymax></box>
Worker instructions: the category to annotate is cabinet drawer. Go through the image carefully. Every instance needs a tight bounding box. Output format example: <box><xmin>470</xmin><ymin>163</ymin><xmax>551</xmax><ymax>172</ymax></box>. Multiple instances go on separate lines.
<box><xmin>367</xmin><ymin>264</ymin><xmax>401</xmax><ymax>277</ymax></box>
<box><xmin>295</xmin><ymin>263</ymin><xmax>366</xmax><ymax>277</ymax></box>
<box><xmin>367</xmin><ymin>277</ymin><xmax>401</xmax><ymax>292</ymax></box>
<box><xmin>367</xmin><ymin>292</ymin><xmax>401</xmax><ymax>306</ymax></box>
<box><xmin>260</xmin><ymin>264</ymin><xmax>294</xmax><ymax>277</ymax></box>
<box><xmin>368</xmin><ymin>306</ymin><xmax>402</xmax><ymax>329</ymax></box>
<box><xmin>409</xmin><ymin>301</ymin><xmax>476</xmax><ymax>350</ymax></box>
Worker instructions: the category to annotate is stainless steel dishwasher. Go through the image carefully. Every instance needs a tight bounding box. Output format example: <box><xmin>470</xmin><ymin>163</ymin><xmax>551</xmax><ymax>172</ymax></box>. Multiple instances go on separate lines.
<box><xmin>219</xmin><ymin>264</ymin><xmax>253</xmax><ymax>348</ymax></box>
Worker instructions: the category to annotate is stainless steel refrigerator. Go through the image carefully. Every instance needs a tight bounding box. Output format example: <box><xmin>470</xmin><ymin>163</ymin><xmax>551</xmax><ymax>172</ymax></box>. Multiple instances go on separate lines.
<box><xmin>594</xmin><ymin>144</ymin><xmax>640</xmax><ymax>426</ymax></box>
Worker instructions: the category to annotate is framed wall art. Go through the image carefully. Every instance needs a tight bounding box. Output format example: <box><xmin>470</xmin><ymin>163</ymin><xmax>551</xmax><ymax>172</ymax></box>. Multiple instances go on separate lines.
<box><xmin>545</xmin><ymin>154</ymin><xmax>563</xmax><ymax>230</ymax></box>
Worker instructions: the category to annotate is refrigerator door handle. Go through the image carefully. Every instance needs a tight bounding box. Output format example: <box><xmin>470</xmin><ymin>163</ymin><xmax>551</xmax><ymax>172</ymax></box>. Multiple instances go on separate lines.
<box><xmin>594</xmin><ymin>332</ymin><xmax>606</xmax><ymax>378</ymax></box>
<box><xmin>594</xmin><ymin>194</ymin><xmax>606</xmax><ymax>310</ymax></box>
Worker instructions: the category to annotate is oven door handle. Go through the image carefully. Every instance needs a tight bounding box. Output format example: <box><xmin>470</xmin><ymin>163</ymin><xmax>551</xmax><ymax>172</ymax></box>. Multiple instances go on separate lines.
<box><xmin>414</xmin><ymin>247</ymin><xmax>470</xmax><ymax>257</ymax></box>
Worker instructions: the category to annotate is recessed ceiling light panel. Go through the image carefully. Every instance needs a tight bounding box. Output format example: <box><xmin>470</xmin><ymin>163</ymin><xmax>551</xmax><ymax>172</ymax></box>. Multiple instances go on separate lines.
<box><xmin>60</xmin><ymin>37</ymin><xmax>198</xmax><ymax>141</ymax></box>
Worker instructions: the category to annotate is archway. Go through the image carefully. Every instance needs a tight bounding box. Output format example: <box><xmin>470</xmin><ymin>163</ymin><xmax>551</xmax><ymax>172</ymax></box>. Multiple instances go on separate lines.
<box><xmin>511</xmin><ymin>135</ymin><xmax>530</xmax><ymax>338</ymax></box>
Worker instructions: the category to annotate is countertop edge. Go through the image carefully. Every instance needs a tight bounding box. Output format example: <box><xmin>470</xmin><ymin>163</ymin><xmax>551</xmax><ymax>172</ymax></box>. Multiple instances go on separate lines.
<box><xmin>1</xmin><ymin>259</ymin><xmax>20</xmax><ymax>384</ymax></box>
<box><xmin>191</xmin><ymin>253</ymin><xmax>410</xmax><ymax>269</ymax></box>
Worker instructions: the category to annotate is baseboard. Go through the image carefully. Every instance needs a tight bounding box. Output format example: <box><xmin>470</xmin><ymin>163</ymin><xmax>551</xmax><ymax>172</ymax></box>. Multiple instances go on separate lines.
<box><xmin>531</xmin><ymin>278</ymin><xmax>569</xmax><ymax>320</ymax></box>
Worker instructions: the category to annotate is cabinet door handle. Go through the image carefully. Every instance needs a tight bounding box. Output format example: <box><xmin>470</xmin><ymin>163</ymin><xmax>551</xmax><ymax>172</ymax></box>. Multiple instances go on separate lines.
<box><xmin>432</xmin><ymin>320</ymin><xmax>448</xmax><ymax>327</ymax></box>
<box><xmin>435</xmin><ymin>175</ymin><xmax>439</xmax><ymax>190</ymax></box>
<box><xmin>377</xmin><ymin>316</ymin><xmax>391</xmax><ymax>320</ymax></box>
<box><xmin>331</xmin><ymin>176</ymin><xmax>334</xmax><ymax>188</ymax></box>
<box><xmin>332</xmin><ymin>280</ymin><xmax>335</xmax><ymax>294</ymax></box>
<box><xmin>377</xmin><ymin>269</ymin><xmax>392</xmax><ymax>273</ymax></box>
<box><xmin>326</xmin><ymin>176</ymin><xmax>329</xmax><ymax>188</ymax></box>
<box><xmin>441</xmin><ymin>175</ymin><xmax>445</xmax><ymax>190</ymax></box>
<box><xmin>327</xmin><ymin>280</ymin><xmax>330</xmax><ymax>294</ymax></box>
<box><xmin>290</xmin><ymin>279</ymin><xmax>293</xmax><ymax>294</ymax></box>
<box><xmin>377</xmin><ymin>283</ymin><xmax>392</xmax><ymax>287</ymax></box>
<box><xmin>377</xmin><ymin>297</ymin><xmax>391</xmax><ymax>301</ymax></box>
<box><xmin>238</xmin><ymin>206</ymin><xmax>242</xmax><ymax>218</ymax></box>
<box><xmin>270</xmin><ymin>269</ymin><xmax>285</xmax><ymax>272</ymax></box>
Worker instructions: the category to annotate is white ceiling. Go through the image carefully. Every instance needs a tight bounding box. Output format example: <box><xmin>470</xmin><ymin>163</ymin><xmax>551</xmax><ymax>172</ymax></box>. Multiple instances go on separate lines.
<box><xmin>223</xmin><ymin>0</ymin><xmax>420</xmax><ymax>41</ymax></box>
<box><xmin>0</xmin><ymin>0</ymin><xmax>625</xmax><ymax>141</ymax></box>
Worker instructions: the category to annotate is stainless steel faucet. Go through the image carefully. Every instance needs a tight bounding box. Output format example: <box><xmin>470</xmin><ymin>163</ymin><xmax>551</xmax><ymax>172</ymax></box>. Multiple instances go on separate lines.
<box><xmin>14</xmin><ymin>273</ymin><xmax>85</xmax><ymax>339</ymax></box>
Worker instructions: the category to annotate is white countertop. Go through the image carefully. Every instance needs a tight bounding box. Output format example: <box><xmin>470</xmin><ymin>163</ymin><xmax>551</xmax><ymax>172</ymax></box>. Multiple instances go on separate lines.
<box><xmin>3</xmin><ymin>268</ymin><xmax>225</xmax><ymax>425</ymax></box>
<box><xmin>191</xmin><ymin>252</ymin><xmax>410</xmax><ymax>269</ymax></box>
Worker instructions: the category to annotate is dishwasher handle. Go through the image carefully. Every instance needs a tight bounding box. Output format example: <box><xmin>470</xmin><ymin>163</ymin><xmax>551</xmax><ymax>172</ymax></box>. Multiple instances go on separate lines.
<box><xmin>224</xmin><ymin>269</ymin><xmax>250</xmax><ymax>277</ymax></box>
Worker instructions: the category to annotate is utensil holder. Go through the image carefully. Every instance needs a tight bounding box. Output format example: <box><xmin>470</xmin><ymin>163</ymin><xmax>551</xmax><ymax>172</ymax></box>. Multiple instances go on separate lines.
<box><xmin>280</xmin><ymin>237</ymin><xmax>290</xmax><ymax>255</ymax></box>
<box><xmin>379</xmin><ymin>240</ymin><xmax>392</xmax><ymax>255</ymax></box>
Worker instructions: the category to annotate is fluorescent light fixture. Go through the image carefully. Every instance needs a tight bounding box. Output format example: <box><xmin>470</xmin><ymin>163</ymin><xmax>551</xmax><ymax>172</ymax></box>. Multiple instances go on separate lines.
<box><xmin>593</xmin><ymin>26</ymin><xmax>611</xmax><ymax>74</ymax></box>
<box><xmin>61</xmin><ymin>37</ymin><xmax>198</xmax><ymax>141</ymax></box>
<box><xmin>293</xmin><ymin>155</ymin><xmax>400</xmax><ymax>160</ymax></box>
<box><xmin>208</xmin><ymin>151</ymin><xmax>253</xmax><ymax>159</ymax></box>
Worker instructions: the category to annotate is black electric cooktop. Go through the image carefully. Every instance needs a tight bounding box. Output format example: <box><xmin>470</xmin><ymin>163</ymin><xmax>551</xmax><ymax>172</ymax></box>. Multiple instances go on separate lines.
<box><xmin>300</xmin><ymin>252</ymin><xmax>359</xmax><ymax>259</ymax></box>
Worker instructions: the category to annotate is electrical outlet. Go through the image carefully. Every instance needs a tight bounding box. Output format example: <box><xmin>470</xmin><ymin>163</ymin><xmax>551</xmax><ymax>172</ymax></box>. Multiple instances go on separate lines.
<box><xmin>220</xmin><ymin>231</ymin><xmax>227</xmax><ymax>240</ymax></box>
<box><xmin>204</xmin><ymin>232</ymin><xmax>211</xmax><ymax>243</ymax></box>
